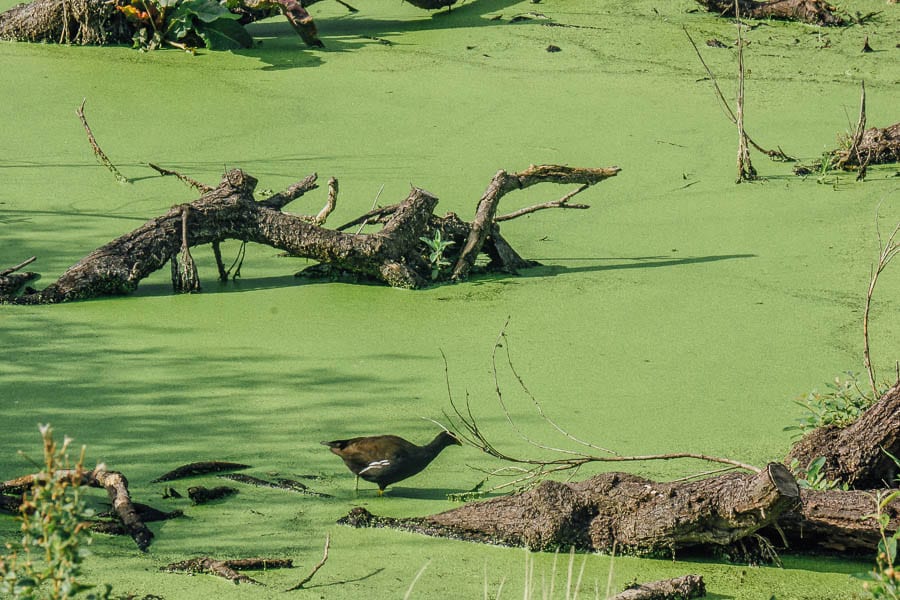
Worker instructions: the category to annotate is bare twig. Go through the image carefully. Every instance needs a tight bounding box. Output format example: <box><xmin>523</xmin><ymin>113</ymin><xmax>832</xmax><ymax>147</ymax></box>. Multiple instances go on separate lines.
<box><xmin>683</xmin><ymin>28</ymin><xmax>793</xmax><ymax>165</ymax></box>
<box><xmin>863</xmin><ymin>201</ymin><xmax>900</xmax><ymax>398</ymax></box>
<box><xmin>847</xmin><ymin>81</ymin><xmax>870</xmax><ymax>181</ymax></box>
<box><xmin>148</xmin><ymin>163</ymin><xmax>214</xmax><ymax>192</ymax></box>
<box><xmin>76</xmin><ymin>99</ymin><xmax>128</xmax><ymax>184</ymax></box>
<box><xmin>495</xmin><ymin>184</ymin><xmax>591</xmax><ymax>222</ymax></box>
<box><xmin>0</xmin><ymin>256</ymin><xmax>36</xmax><ymax>277</ymax></box>
<box><xmin>734</xmin><ymin>1</ymin><xmax>757</xmax><ymax>183</ymax></box>
<box><xmin>286</xmin><ymin>533</ymin><xmax>331</xmax><ymax>591</ymax></box>
<box><xmin>442</xmin><ymin>323</ymin><xmax>761</xmax><ymax>492</ymax></box>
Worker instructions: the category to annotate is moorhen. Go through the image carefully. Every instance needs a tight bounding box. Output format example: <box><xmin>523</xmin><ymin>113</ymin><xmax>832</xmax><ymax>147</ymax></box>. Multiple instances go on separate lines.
<box><xmin>322</xmin><ymin>430</ymin><xmax>461</xmax><ymax>495</ymax></box>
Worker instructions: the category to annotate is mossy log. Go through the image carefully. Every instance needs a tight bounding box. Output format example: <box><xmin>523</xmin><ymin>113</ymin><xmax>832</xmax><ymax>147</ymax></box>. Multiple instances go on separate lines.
<box><xmin>0</xmin><ymin>164</ymin><xmax>620</xmax><ymax>305</ymax></box>
<box><xmin>786</xmin><ymin>382</ymin><xmax>900</xmax><ymax>489</ymax></box>
<box><xmin>694</xmin><ymin>0</ymin><xmax>847</xmax><ymax>25</ymax></box>
<box><xmin>339</xmin><ymin>463</ymin><xmax>800</xmax><ymax>555</ymax></box>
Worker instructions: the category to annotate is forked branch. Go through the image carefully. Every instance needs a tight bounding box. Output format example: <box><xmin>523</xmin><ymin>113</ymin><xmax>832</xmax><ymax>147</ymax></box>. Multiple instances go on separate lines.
<box><xmin>863</xmin><ymin>205</ymin><xmax>900</xmax><ymax>398</ymax></box>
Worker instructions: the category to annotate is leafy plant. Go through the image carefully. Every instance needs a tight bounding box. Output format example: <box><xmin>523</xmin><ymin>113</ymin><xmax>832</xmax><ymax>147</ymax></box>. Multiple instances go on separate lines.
<box><xmin>420</xmin><ymin>230</ymin><xmax>454</xmax><ymax>280</ymax></box>
<box><xmin>789</xmin><ymin>456</ymin><xmax>848</xmax><ymax>491</ymax></box>
<box><xmin>859</xmin><ymin>490</ymin><xmax>900</xmax><ymax>599</ymax></box>
<box><xmin>786</xmin><ymin>372</ymin><xmax>878</xmax><ymax>434</ymax></box>
<box><xmin>117</xmin><ymin>0</ymin><xmax>252</xmax><ymax>50</ymax></box>
<box><xmin>0</xmin><ymin>425</ymin><xmax>109</xmax><ymax>600</ymax></box>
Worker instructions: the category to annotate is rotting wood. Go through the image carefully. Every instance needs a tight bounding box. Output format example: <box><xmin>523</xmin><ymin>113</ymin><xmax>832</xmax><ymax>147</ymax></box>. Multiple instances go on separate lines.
<box><xmin>0</xmin><ymin>164</ymin><xmax>620</xmax><ymax>304</ymax></box>
<box><xmin>694</xmin><ymin>0</ymin><xmax>848</xmax><ymax>25</ymax></box>
<box><xmin>162</xmin><ymin>557</ymin><xmax>293</xmax><ymax>585</ymax></box>
<box><xmin>150</xmin><ymin>461</ymin><xmax>251</xmax><ymax>482</ymax></box>
<box><xmin>611</xmin><ymin>574</ymin><xmax>705</xmax><ymax>600</ymax></box>
<box><xmin>338</xmin><ymin>463</ymin><xmax>799</xmax><ymax>555</ymax></box>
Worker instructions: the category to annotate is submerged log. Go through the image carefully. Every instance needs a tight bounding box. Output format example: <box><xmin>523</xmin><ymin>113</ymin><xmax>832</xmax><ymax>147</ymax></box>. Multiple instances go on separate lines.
<box><xmin>612</xmin><ymin>575</ymin><xmax>705</xmax><ymax>600</ymax></box>
<box><xmin>694</xmin><ymin>0</ymin><xmax>847</xmax><ymax>25</ymax></box>
<box><xmin>1</xmin><ymin>164</ymin><xmax>620</xmax><ymax>305</ymax></box>
<box><xmin>339</xmin><ymin>463</ymin><xmax>799</xmax><ymax>555</ymax></box>
<box><xmin>786</xmin><ymin>382</ymin><xmax>900</xmax><ymax>489</ymax></box>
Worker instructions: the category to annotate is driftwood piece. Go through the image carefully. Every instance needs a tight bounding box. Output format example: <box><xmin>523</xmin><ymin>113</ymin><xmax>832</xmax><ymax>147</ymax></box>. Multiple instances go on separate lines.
<box><xmin>694</xmin><ymin>0</ymin><xmax>847</xmax><ymax>25</ymax></box>
<box><xmin>0</xmin><ymin>467</ymin><xmax>154</xmax><ymax>551</ymax></box>
<box><xmin>1</xmin><ymin>164</ymin><xmax>620</xmax><ymax>305</ymax></box>
<box><xmin>162</xmin><ymin>557</ymin><xmax>293</xmax><ymax>585</ymax></box>
<box><xmin>150</xmin><ymin>461</ymin><xmax>251</xmax><ymax>483</ymax></box>
<box><xmin>0</xmin><ymin>256</ymin><xmax>39</xmax><ymax>296</ymax></box>
<box><xmin>612</xmin><ymin>575</ymin><xmax>705</xmax><ymax>600</ymax></box>
<box><xmin>786</xmin><ymin>382</ymin><xmax>900</xmax><ymax>489</ymax></box>
<box><xmin>339</xmin><ymin>463</ymin><xmax>799</xmax><ymax>555</ymax></box>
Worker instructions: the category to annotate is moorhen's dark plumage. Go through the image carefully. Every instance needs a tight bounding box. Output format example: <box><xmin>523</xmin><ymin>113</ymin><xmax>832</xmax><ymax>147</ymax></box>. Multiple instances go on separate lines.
<box><xmin>322</xmin><ymin>431</ymin><xmax>461</xmax><ymax>495</ymax></box>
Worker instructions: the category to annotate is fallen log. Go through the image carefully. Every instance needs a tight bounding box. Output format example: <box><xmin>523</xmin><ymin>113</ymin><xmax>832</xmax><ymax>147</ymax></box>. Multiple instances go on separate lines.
<box><xmin>786</xmin><ymin>382</ymin><xmax>900</xmax><ymax>489</ymax></box>
<box><xmin>0</xmin><ymin>164</ymin><xmax>620</xmax><ymax>305</ymax></box>
<box><xmin>612</xmin><ymin>575</ymin><xmax>705</xmax><ymax>600</ymax></box>
<box><xmin>162</xmin><ymin>557</ymin><xmax>293</xmax><ymax>585</ymax></box>
<box><xmin>339</xmin><ymin>463</ymin><xmax>799</xmax><ymax>555</ymax></box>
<box><xmin>694</xmin><ymin>0</ymin><xmax>848</xmax><ymax>25</ymax></box>
<box><xmin>150</xmin><ymin>460</ymin><xmax>251</xmax><ymax>483</ymax></box>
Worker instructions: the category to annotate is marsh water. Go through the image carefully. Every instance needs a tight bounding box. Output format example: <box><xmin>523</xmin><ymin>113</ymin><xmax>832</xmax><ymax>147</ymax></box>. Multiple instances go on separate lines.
<box><xmin>1</xmin><ymin>0</ymin><xmax>899</xmax><ymax>597</ymax></box>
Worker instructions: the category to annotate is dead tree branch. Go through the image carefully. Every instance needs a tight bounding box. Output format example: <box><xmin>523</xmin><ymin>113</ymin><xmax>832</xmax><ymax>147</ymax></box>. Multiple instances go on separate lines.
<box><xmin>77</xmin><ymin>99</ymin><xmax>128</xmax><ymax>184</ymax></box>
<box><xmin>286</xmin><ymin>533</ymin><xmax>330</xmax><ymax>591</ymax></box>
<box><xmin>1</xmin><ymin>164</ymin><xmax>620</xmax><ymax>304</ymax></box>
<box><xmin>149</xmin><ymin>163</ymin><xmax>214</xmax><ymax>193</ymax></box>
<box><xmin>1</xmin><ymin>466</ymin><xmax>154</xmax><ymax>551</ymax></box>
<box><xmin>442</xmin><ymin>324</ymin><xmax>761</xmax><ymax>494</ymax></box>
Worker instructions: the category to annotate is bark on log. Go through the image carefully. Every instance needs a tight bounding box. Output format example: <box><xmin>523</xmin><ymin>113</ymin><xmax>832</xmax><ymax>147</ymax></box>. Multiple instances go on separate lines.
<box><xmin>834</xmin><ymin>123</ymin><xmax>900</xmax><ymax>169</ymax></box>
<box><xmin>786</xmin><ymin>382</ymin><xmax>900</xmax><ymax>489</ymax></box>
<box><xmin>694</xmin><ymin>0</ymin><xmax>847</xmax><ymax>25</ymax></box>
<box><xmin>760</xmin><ymin>488</ymin><xmax>900</xmax><ymax>555</ymax></box>
<box><xmin>1</xmin><ymin>164</ymin><xmax>619</xmax><ymax>305</ymax></box>
<box><xmin>338</xmin><ymin>463</ymin><xmax>799</xmax><ymax>555</ymax></box>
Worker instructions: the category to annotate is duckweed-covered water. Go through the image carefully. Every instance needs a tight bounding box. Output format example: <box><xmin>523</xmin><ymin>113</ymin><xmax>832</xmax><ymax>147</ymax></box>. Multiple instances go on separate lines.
<box><xmin>1</xmin><ymin>0</ymin><xmax>899</xmax><ymax>597</ymax></box>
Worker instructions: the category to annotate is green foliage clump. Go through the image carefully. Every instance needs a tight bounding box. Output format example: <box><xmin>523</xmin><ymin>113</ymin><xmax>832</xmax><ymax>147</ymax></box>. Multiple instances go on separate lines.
<box><xmin>117</xmin><ymin>0</ymin><xmax>252</xmax><ymax>51</ymax></box>
<box><xmin>0</xmin><ymin>425</ymin><xmax>109</xmax><ymax>600</ymax></box>
<box><xmin>860</xmin><ymin>490</ymin><xmax>900</xmax><ymax>599</ymax></box>
<box><xmin>420</xmin><ymin>230</ymin><xmax>455</xmax><ymax>280</ymax></box>
<box><xmin>786</xmin><ymin>372</ymin><xmax>878</xmax><ymax>434</ymax></box>
<box><xmin>788</xmin><ymin>456</ymin><xmax>848</xmax><ymax>491</ymax></box>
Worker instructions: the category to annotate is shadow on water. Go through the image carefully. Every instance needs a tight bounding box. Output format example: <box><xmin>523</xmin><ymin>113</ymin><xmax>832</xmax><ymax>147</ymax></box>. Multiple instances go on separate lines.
<box><xmin>519</xmin><ymin>254</ymin><xmax>757</xmax><ymax>277</ymax></box>
<box><xmin>238</xmin><ymin>0</ymin><xmax>526</xmax><ymax>70</ymax></box>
